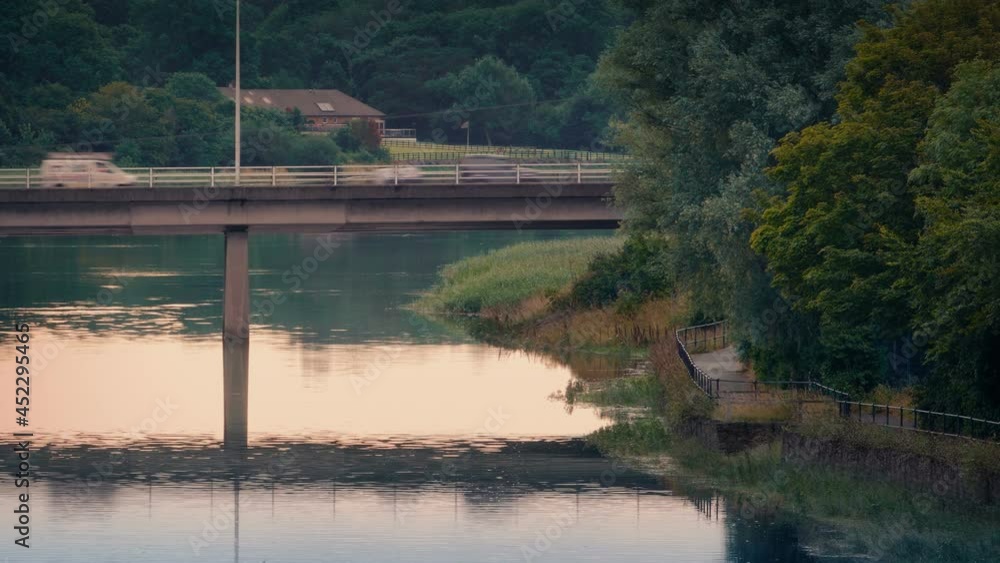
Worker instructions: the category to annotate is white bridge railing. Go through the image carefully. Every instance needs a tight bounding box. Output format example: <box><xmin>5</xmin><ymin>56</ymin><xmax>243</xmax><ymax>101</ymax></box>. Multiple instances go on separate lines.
<box><xmin>0</xmin><ymin>162</ymin><xmax>617</xmax><ymax>189</ymax></box>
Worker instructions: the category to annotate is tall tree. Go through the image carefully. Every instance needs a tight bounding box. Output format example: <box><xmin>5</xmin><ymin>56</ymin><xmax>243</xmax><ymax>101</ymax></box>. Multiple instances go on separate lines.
<box><xmin>905</xmin><ymin>60</ymin><xmax>1000</xmax><ymax>416</ymax></box>
<box><xmin>596</xmin><ymin>0</ymin><xmax>893</xmax><ymax>380</ymax></box>
<box><xmin>429</xmin><ymin>56</ymin><xmax>537</xmax><ymax>146</ymax></box>
<box><xmin>752</xmin><ymin>0</ymin><xmax>1000</xmax><ymax>396</ymax></box>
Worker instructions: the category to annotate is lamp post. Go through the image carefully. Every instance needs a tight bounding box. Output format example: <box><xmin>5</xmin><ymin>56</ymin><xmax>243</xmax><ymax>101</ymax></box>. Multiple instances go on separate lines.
<box><xmin>234</xmin><ymin>0</ymin><xmax>241</xmax><ymax>186</ymax></box>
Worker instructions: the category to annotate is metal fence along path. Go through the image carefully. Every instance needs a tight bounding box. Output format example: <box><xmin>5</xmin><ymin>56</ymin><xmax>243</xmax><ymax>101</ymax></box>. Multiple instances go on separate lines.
<box><xmin>674</xmin><ymin>321</ymin><xmax>1000</xmax><ymax>442</ymax></box>
<box><xmin>0</xmin><ymin>162</ymin><xmax>617</xmax><ymax>189</ymax></box>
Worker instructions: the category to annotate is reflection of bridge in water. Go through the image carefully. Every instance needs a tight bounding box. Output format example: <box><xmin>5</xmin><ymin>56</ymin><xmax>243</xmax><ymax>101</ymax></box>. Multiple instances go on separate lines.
<box><xmin>13</xmin><ymin>436</ymin><xmax>828</xmax><ymax>563</ymax></box>
<box><xmin>0</xmin><ymin>183</ymin><xmax>620</xmax><ymax>447</ymax></box>
<box><xmin>24</xmin><ymin>437</ymin><xmax>660</xmax><ymax>489</ymax></box>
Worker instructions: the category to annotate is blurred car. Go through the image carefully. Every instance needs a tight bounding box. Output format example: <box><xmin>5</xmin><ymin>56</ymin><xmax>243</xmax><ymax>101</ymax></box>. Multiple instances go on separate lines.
<box><xmin>458</xmin><ymin>154</ymin><xmax>536</xmax><ymax>183</ymax></box>
<box><xmin>374</xmin><ymin>165</ymin><xmax>422</xmax><ymax>184</ymax></box>
<box><xmin>40</xmin><ymin>153</ymin><xmax>137</xmax><ymax>188</ymax></box>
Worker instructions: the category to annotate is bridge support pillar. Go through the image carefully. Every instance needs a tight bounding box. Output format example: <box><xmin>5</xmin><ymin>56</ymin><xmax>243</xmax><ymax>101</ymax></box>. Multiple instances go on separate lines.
<box><xmin>223</xmin><ymin>228</ymin><xmax>250</xmax><ymax>449</ymax></box>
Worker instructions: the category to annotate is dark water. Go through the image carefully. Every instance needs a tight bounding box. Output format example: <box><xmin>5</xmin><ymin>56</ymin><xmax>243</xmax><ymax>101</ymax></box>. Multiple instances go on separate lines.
<box><xmin>0</xmin><ymin>232</ymin><xmax>834</xmax><ymax>562</ymax></box>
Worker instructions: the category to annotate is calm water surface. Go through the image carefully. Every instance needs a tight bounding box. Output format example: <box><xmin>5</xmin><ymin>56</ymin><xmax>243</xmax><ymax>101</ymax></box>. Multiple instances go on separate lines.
<box><xmin>0</xmin><ymin>232</ymin><xmax>836</xmax><ymax>562</ymax></box>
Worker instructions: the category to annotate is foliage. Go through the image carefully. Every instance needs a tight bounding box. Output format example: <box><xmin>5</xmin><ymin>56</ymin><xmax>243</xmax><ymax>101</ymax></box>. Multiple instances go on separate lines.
<box><xmin>595</xmin><ymin>0</ymin><xmax>894</xmax><ymax>384</ymax></box>
<box><xmin>565</xmin><ymin>234</ymin><xmax>675</xmax><ymax>311</ymax></box>
<box><xmin>907</xmin><ymin>60</ymin><xmax>1000</xmax><ymax>417</ymax></box>
<box><xmin>565</xmin><ymin>374</ymin><xmax>665</xmax><ymax>410</ymax></box>
<box><xmin>752</xmin><ymin>0</ymin><xmax>1000</xmax><ymax>411</ymax></box>
<box><xmin>427</xmin><ymin>55</ymin><xmax>537</xmax><ymax>147</ymax></box>
<box><xmin>0</xmin><ymin>0</ymin><xmax>631</xmax><ymax>166</ymax></box>
<box><xmin>586</xmin><ymin>417</ymin><xmax>670</xmax><ymax>456</ymax></box>
<box><xmin>415</xmin><ymin>237</ymin><xmax>622</xmax><ymax>315</ymax></box>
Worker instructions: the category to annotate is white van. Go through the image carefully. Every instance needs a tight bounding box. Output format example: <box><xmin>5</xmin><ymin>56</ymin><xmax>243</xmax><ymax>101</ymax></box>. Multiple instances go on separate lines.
<box><xmin>40</xmin><ymin>153</ymin><xmax>138</xmax><ymax>188</ymax></box>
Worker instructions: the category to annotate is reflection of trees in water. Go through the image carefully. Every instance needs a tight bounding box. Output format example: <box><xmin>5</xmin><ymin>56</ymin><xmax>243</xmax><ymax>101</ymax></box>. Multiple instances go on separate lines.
<box><xmin>725</xmin><ymin>509</ymin><xmax>820</xmax><ymax>563</ymax></box>
<box><xmin>27</xmin><ymin>436</ymin><xmax>663</xmax><ymax>496</ymax></box>
<box><xmin>20</xmin><ymin>435</ymin><xmax>867</xmax><ymax>562</ymax></box>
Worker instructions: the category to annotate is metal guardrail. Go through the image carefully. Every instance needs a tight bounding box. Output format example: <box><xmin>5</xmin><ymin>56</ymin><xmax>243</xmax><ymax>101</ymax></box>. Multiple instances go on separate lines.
<box><xmin>837</xmin><ymin>401</ymin><xmax>1000</xmax><ymax>441</ymax></box>
<box><xmin>383</xmin><ymin>128</ymin><xmax>417</xmax><ymax>139</ymax></box>
<box><xmin>675</xmin><ymin>321</ymin><xmax>728</xmax><ymax>398</ymax></box>
<box><xmin>676</xmin><ymin>321</ymin><xmax>853</xmax><ymax>401</ymax></box>
<box><xmin>0</xmin><ymin>162</ymin><xmax>617</xmax><ymax>189</ymax></box>
<box><xmin>676</xmin><ymin>320</ymin><xmax>729</xmax><ymax>351</ymax></box>
<box><xmin>673</xmin><ymin>320</ymin><xmax>1000</xmax><ymax>442</ymax></box>
<box><xmin>707</xmin><ymin>379</ymin><xmax>851</xmax><ymax>400</ymax></box>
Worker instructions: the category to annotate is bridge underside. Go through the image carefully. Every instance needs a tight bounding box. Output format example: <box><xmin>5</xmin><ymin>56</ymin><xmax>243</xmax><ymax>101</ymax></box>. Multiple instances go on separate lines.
<box><xmin>0</xmin><ymin>183</ymin><xmax>619</xmax><ymax>235</ymax></box>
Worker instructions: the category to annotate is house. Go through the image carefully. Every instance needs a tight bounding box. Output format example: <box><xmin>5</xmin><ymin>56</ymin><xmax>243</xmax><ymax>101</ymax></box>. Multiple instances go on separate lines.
<box><xmin>217</xmin><ymin>88</ymin><xmax>385</xmax><ymax>133</ymax></box>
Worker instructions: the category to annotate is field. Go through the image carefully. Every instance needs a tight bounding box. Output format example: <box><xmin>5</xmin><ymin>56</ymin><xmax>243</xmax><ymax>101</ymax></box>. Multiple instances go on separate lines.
<box><xmin>413</xmin><ymin>237</ymin><xmax>623</xmax><ymax>316</ymax></box>
<box><xmin>382</xmin><ymin>140</ymin><xmax>627</xmax><ymax>163</ymax></box>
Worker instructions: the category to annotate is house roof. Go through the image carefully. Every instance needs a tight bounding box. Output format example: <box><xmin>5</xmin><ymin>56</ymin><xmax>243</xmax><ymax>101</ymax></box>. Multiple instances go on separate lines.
<box><xmin>217</xmin><ymin>88</ymin><xmax>385</xmax><ymax>118</ymax></box>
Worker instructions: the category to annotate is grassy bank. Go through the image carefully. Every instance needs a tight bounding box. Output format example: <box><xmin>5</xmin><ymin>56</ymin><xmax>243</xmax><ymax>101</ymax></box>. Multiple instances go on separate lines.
<box><xmin>414</xmin><ymin>237</ymin><xmax>622</xmax><ymax>317</ymax></box>
<box><xmin>383</xmin><ymin>140</ymin><xmax>626</xmax><ymax>163</ymax></box>
<box><xmin>414</xmin><ymin>236</ymin><xmax>685</xmax><ymax>352</ymax></box>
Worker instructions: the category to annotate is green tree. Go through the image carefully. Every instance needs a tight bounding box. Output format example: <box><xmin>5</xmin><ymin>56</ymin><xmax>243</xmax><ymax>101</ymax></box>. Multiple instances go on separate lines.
<box><xmin>166</xmin><ymin>72</ymin><xmax>223</xmax><ymax>102</ymax></box>
<box><xmin>752</xmin><ymin>0</ymin><xmax>1000</xmax><ymax>393</ymax></box>
<box><xmin>428</xmin><ymin>55</ymin><xmax>537</xmax><ymax>146</ymax></box>
<box><xmin>905</xmin><ymin>60</ymin><xmax>1000</xmax><ymax>417</ymax></box>
<box><xmin>70</xmin><ymin>82</ymin><xmax>174</xmax><ymax>165</ymax></box>
<box><xmin>596</xmin><ymin>0</ymin><xmax>893</xmax><ymax>382</ymax></box>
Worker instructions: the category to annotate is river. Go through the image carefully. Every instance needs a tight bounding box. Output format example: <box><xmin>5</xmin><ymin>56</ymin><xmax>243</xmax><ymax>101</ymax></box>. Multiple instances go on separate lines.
<box><xmin>0</xmin><ymin>232</ymin><xmax>839</xmax><ymax>562</ymax></box>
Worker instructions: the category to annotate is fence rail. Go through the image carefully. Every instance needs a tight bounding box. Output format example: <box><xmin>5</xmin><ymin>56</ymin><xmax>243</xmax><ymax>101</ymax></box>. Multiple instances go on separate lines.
<box><xmin>0</xmin><ymin>162</ymin><xmax>617</xmax><ymax>189</ymax></box>
<box><xmin>837</xmin><ymin>401</ymin><xmax>1000</xmax><ymax>441</ymax></box>
<box><xmin>675</xmin><ymin>321</ymin><xmax>729</xmax><ymax>398</ymax></box>
<box><xmin>380</xmin><ymin>139</ymin><xmax>629</xmax><ymax>162</ymax></box>
<box><xmin>672</xmin><ymin>320</ymin><xmax>1000</xmax><ymax>441</ymax></box>
<box><xmin>383</xmin><ymin>128</ymin><xmax>417</xmax><ymax>139</ymax></box>
<box><xmin>676</xmin><ymin>321</ymin><xmax>729</xmax><ymax>351</ymax></box>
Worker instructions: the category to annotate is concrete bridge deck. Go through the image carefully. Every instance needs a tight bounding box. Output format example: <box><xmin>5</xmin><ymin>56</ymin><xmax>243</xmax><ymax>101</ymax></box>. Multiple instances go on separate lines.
<box><xmin>0</xmin><ymin>183</ymin><xmax>619</xmax><ymax>235</ymax></box>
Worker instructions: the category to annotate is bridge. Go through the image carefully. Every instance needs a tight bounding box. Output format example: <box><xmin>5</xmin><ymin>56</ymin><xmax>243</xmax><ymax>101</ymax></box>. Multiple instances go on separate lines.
<box><xmin>0</xmin><ymin>165</ymin><xmax>621</xmax><ymax>448</ymax></box>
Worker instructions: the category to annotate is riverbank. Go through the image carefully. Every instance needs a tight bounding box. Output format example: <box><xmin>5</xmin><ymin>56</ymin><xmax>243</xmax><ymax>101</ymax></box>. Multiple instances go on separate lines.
<box><xmin>416</xmin><ymin>237</ymin><xmax>1000</xmax><ymax>562</ymax></box>
<box><xmin>411</xmin><ymin>236</ymin><xmax>685</xmax><ymax>352</ymax></box>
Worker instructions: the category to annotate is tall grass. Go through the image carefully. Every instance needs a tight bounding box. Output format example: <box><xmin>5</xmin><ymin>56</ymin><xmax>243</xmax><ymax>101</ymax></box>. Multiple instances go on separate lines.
<box><xmin>567</xmin><ymin>374</ymin><xmax>665</xmax><ymax>410</ymax></box>
<box><xmin>414</xmin><ymin>237</ymin><xmax>622</xmax><ymax>317</ymax></box>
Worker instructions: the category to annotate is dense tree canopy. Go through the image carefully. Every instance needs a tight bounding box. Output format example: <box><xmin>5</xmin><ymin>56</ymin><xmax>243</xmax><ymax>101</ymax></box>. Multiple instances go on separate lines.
<box><xmin>0</xmin><ymin>0</ymin><xmax>629</xmax><ymax>166</ymax></box>
<box><xmin>596</xmin><ymin>0</ymin><xmax>894</xmax><ymax>378</ymax></box>
<box><xmin>752</xmin><ymin>0</ymin><xmax>1000</xmax><ymax>413</ymax></box>
<box><xmin>598</xmin><ymin>0</ymin><xmax>1000</xmax><ymax>415</ymax></box>
<box><xmin>907</xmin><ymin>60</ymin><xmax>1000</xmax><ymax>415</ymax></box>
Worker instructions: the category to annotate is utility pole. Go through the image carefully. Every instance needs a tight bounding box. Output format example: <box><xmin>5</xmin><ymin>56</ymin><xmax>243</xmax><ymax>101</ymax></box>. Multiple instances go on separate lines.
<box><xmin>234</xmin><ymin>0</ymin><xmax>241</xmax><ymax>186</ymax></box>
